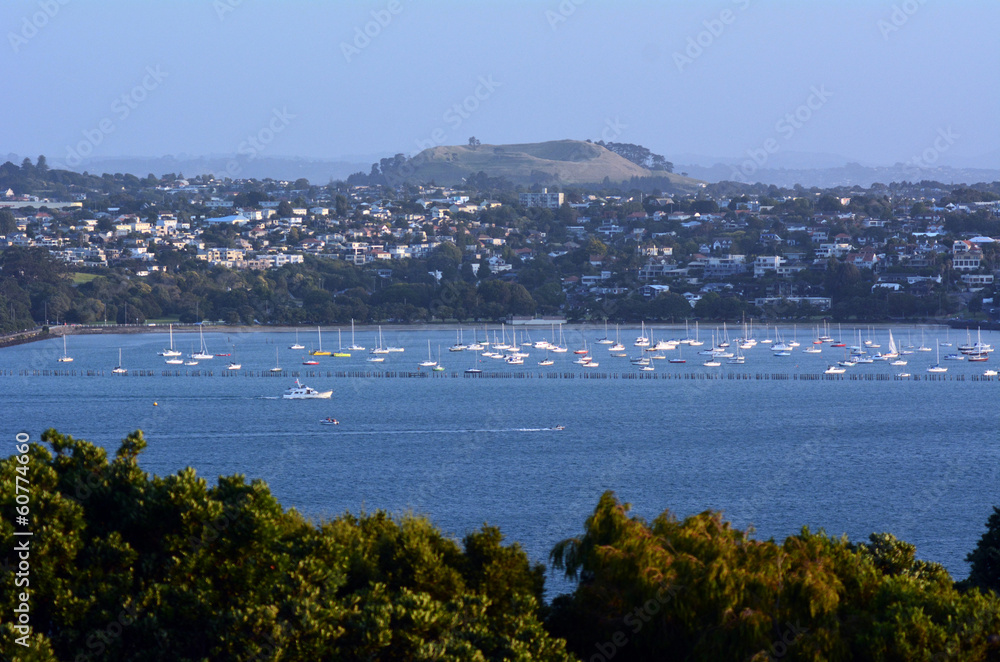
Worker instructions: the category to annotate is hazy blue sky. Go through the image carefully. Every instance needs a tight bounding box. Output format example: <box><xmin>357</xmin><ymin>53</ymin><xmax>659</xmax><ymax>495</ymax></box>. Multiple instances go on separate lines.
<box><xmin>4</xmin><ymin>0</ymin><xmax>998</xmax><ymax>168</ymax></box>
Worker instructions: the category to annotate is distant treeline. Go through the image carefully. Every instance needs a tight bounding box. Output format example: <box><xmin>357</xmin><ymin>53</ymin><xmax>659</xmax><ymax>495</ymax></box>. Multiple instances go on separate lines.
<box><xmin>0</xmin><ymin>244</ymin><xmax>972</xmax><ymax>335</ymax></box>
<box><xmin>1</xmin><ymin>430</ymin><xmax>999</xmax><ymax>660</ymax></box>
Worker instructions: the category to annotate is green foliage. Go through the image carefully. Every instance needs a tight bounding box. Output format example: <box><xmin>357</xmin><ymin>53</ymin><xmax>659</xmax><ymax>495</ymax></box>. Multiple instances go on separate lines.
<box><xmin>548</xmin><ymin>491</ymin><xmax>1000</xmax><ymax>661</ymax></box>
<box><xmin>0</xmin><ymin>245</ymin><xmax>547</xmax><ymax>326</ymax></box>
<box><xmin>965</xmin><ymin>507</ymin><xmax>1000</xmax><ymax>595</ymax></box>
<box><xmin>0</xmin><ymin>430</ymin><xmax>573</xmax><ymax>661</ymax></box>
<box><xmin>0</xmin><ymin>209</ymin><xmax>16</xmax><ymax>235</ymax></box>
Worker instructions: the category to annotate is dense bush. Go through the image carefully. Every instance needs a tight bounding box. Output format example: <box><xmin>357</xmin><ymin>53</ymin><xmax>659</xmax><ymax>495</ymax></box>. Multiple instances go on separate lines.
<box><xmin>547</xmin><ymin>492</ymin><xmax>1000</xmax><ymax>661</ymax></box>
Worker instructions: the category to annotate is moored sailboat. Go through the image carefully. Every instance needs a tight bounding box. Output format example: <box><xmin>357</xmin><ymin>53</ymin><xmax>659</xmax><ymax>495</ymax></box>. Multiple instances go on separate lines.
<box><xmin>58</xmin><ymin>334</ymin><xmax>73</xmax><ymax>362</ymax></box>
<box><xmin>346</xmin><ymin>319</ymin><xmax>365</xmax><ymax>351</ymax></box>
<box><xmin>310</xmin><ymin>326</ymin><xmax>331</xmax><ymax>356</ymax></box>
<box><xmin>190</xmin><ymin>327</ymin><xmax>213</xmax><ymax>360</ymax></box>
<box><xmin>420</xmin><ymin>339</ymin><xmax>438</xmax><ymax>367</ymax></box>
<box><xmin>927</xmin><ymin>342</ymin><xmax>948</xmax><ymax>373</ymax></box>
<box><xmin>112</xmin><ymin>347</ymin><xmax>127</xmax><ymax>374</ymax></box>
<box><xmin>159</xmin><ymin>324</ymin><xmax>182</xmax><ymax>357</ymax></box>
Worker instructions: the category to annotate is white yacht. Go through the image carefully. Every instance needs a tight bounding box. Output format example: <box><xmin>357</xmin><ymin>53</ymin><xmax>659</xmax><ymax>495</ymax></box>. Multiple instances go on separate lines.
<box><xmin>550</xmin><ymin>324</ymin><xmax>568</xmax><ymax>353</ymax></box>
<box><xmin>449</xmin><ymin>327</ymin><xmax>468</xmax><ymax>352</ymax></box>
<box><xmin>159</xmin><ymin>324</ymin><xmax>182</xmax><ymax>357</ymax></box>
<box><xmin>225</xmin><ymin>345</ymin><xmax>241</xmax><ymax>370</ymax></box>
<box><xmin>916</xmin><ymin>329</ymin><xmax>932</xmax><ymax>352</ymax></box>
<box><xmin>419</xmin><ymin>340</ymin><xmax>438</xmax><ymax>367</ymax></box>
<box><xmin>927</xmin><ymin>342</ymin><xmax>948</xmax><ymax>373</ymax></box>
<box><xmin>688</xmin><ymin>321</ymin><xmax>704</xmax><ymax>347</ymax></box>
<box><xmin>191</xmin><ymin>327</ymin><xmax>213</xmax><ymax>360</ymax></box>
<box><xmin>596</xmin><ymin>320</ymin><xmax>614</xmax><ymax>344</ymax></box>
<box><xmin>370</xmin><ymin>326</ymin><xmax>390</xmax><ymax>354</ymax></box>
<box><xmin>112</xmin><ymin>348</ymin><xmax>127</xmax><ymax>374</ymax></box>
<box><xmin>58</xmin><ymin>334</ymin><xmax>73</xmax><ymax>362</ymax></box>
<box><xmin>634</xmin><ymin>322</ymin><xmax>650</xmax><ymax>347</ymax></box>
<box><xmin>282</xmin><ymin>379</ymin><xmax>333</xmax><ymax>399</ymax></box>
<box><xmin>346</xmin><ymin>319</ymin><xmax>365</xmax><ymax>351</ymax></box>
<box><xmin>882</xmin><ymin>330</ymin><xmax>899</xmax><ymax>359</ymax></box>
<box><xmin>289</xmin><ymin>329</ymin><xmax>305</xmax><ymax>350</ymax></box>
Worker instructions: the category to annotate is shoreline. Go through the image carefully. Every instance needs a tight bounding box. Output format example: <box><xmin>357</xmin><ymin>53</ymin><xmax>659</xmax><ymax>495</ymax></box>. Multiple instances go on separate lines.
<box><xmin>0</xmin><ymin>320</ymin><xmax>1000</xmax><ymax>349</ymax></box>
<box><xmin>2</xmin><ymin>319</ymin><xmax>991</xmax><ymax>350</ymax></box>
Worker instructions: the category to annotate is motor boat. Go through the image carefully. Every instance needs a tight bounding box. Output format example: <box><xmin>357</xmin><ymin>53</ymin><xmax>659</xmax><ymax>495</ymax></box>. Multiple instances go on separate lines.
<box><xmin>283</xmin><ymin>379</ymin><xmax>332</xmax><ymax>399</ymax></box>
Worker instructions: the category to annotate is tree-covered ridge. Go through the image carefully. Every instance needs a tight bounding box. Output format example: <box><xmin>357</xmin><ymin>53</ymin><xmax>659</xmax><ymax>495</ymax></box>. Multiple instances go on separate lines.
<box><xmin>0</xmin><ymin>245</ymin><xmax>542</xmax><ymax>332</ymax></box>
<box><xmin>2</xmin><ymin>433</ymin><xmax>1000</xmax><ymax>660</ymax></box>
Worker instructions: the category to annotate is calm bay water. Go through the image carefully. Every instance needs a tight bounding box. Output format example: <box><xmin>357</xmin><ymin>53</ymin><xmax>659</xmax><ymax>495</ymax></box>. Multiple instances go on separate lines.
<box><xmin>2</xmin><ymin>324</ymin><xmax>999</xmax><ymax>591</ymax></box>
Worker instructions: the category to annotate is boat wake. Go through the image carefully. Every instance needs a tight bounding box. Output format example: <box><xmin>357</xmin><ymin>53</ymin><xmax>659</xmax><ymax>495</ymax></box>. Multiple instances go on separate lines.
<box><xmin>142</xmin><ymin>427</ymin><xmax>564</xmax><ymax>441</ymax></box>
<box><xmin>330</xmin><ymin>427</ymin><xmax>560</xmax><ymax>435</ymax></box>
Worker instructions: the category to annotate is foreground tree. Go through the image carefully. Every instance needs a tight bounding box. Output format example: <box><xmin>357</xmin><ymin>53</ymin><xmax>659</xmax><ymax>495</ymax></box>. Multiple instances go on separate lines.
<box><xmin>965</xmin><ymin>506</ymin><xmax>1000</xmax><ymax>595</ymax></box>
<box><xmin>0</xmin><ymin>430</ymin><xmax>573</xmax><ymax>661</ymax></box>
<box><xmin>548</xmin><ymin>492</ymin><xmax>1000</xmax><ymax>661</ymax></box>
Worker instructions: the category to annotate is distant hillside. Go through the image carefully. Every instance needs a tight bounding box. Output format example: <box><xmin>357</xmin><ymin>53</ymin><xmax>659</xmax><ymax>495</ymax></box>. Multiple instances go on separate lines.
<box><xmin>677</xmin><ymin>161</ymin><xmax>1000</xmax><ymax>189</ymax></box>
<box><xmin>47</xmin><ymin>155</ymin><xmax>370</xmax><ymax>184</ymax></box>
<box><xmin>386</xmin><ymin>140</ymin><xmax>703</xmax><ymax>189</ymax></box>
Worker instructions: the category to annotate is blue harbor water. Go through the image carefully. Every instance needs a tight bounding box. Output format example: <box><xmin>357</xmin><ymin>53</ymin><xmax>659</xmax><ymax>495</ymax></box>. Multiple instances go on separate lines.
<box><xmin>2</xmin><ymin>324</ymin><xmax>999</xmax><ymax>590</ymax></box>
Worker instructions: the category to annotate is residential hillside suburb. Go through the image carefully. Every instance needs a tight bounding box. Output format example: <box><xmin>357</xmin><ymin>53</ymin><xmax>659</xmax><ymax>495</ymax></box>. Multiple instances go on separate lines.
<box><xmin>1</xmin><ymin>154</ymin><xmax>999</xmax><ymax>333</ymax></box>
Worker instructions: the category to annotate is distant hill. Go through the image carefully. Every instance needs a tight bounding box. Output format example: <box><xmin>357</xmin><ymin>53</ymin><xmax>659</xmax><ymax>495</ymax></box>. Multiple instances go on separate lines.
<box><xmin>45</xmin><ymin>155</ymin><xmax>371</xmax><ymax>184</ymax></box>
<box><xmin>390</xmin><ymin>140</ymin><xmax>704</xmax><ymax>189</ymax></box>
<box><xmin>676</xmin><ymin>160</ymin><xmax>1000</xmax><ymax>189</ymax></box>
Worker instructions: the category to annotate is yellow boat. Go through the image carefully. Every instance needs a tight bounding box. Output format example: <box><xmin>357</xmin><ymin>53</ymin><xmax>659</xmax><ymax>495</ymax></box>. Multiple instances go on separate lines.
<box><xmin>333</xmin><ymin>331</ymin><xmax>350</xmax><ymax>357</ymax></box>
<box><xmin>310</xmin><ymin>326</ymin><xmax>331</xmax><ymax>355</ymax></box>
